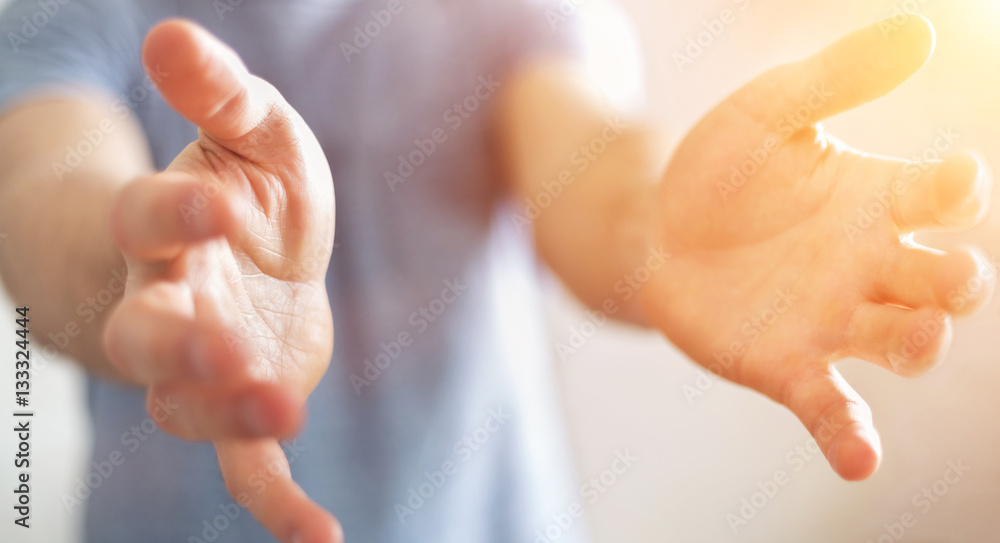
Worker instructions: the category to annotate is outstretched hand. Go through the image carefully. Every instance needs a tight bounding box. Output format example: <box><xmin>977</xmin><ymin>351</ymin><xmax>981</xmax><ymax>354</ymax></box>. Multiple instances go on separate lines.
<box><xmin>640</xmin><ymin>15</ymin><xmax>993</xmax><ymax>480</ymax></box>
<box><xmin>102</xmin><ymin>20</ymin><xmax>341</xmax><ymax>543</ymax></box>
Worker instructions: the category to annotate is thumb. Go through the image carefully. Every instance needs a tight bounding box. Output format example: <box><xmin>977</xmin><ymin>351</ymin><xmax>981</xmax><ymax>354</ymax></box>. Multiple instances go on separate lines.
<box><xmin>779</xmin><ymin>366</ymin><xmax>882</xmax><ymax>481</ymax></box>
<box><xmin>143</xmin><ymin>18</ymin><xmax>335</xmax><ymax>272</ymax></box>
<box><xmin>729</xmin><ymin>14</ymin><xmax>935</xmax><ymax>140</ymax></box>
<box><xmin>141</xmin><ymin>19</ymin><xmax>297</xmax><ymax>152</ymax></box>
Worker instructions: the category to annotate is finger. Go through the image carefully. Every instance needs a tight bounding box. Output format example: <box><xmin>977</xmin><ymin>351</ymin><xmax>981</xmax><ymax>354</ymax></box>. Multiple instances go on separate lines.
<box><xmin>892</xmin><ymin>153</ymin><xmax>991</xmax><ymax>232</ymax></box>
<box><xmin>110</xmin><ymin>171</ymin><xmax>243</xmax><ymax>262</ymax></box>
<box><xmin>874</xmin><ymin>245</ymin><xmax>994</xmax><ymax>315</ymax></box>
<box><xmin>216</xmin><ymin>439</ymin><xmax>343</xmax><ymax>543</ymax></box>
<box><xmin>103</xmin><ymin>281</ymin><xmax>253</xmax><ymax>385</ymax></box>
<box><xmin>142</xmin><ymin>19</ymin><xmax>335</xmax><ymax>270</ymax></box>
<box><xmin>846</xmin><ymin>304</ymin><xmax>952</xmax><ymax>378</ymax></box>
<box><xmin>142</xmin><ymin>19</ymin><xmax>297</xmax><ymax>149</ymax></box>
<box><xmin>781</xmin><ymin>366</ymin><xmax>881</xmax><ymax>481</ymax></box>
<box><xmin>732</xmin><ymin>14</ymin><xmax>934</xmax><ymax>140</ymax></box>
<box><xmin>148</xmin><ymin>382</ymin><xmax>303</xmax><ymax>441</ymax></box>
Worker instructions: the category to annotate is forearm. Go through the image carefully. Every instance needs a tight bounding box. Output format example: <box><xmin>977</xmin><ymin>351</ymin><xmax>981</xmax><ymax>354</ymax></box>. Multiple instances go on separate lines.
<box><xmin>0</xmin><ymin>98</ymin><xmax>153</xmax><ymax>378</ymax></box>
<box><xmin>532</xmin><ymin>126</ymin><xmax>667</xmax><ymax>325</ymax></box>
<box><xmin>499</xmin><ymin>63</ymin><xmax>669</xmax><ymax>325</ymax></box>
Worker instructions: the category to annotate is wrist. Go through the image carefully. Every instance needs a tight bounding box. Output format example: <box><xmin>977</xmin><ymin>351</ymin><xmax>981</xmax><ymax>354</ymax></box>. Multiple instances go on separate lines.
<box><xmin>605</xmin><ymin>129</ymin><xmax>672</xmax><ymax>326</ymax></box>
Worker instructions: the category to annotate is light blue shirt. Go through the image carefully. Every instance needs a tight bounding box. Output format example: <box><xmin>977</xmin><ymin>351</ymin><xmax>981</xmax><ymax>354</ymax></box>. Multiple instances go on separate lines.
<box><xmin>0</xmin><ymin>1</ymin><xmax>590</xmax><ymax>541</ymax></box>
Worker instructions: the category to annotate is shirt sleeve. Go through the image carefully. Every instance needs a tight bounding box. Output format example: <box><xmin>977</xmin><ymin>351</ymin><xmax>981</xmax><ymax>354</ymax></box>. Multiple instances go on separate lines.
<box><xmin>491</xmin><ymin>0</ymin><xmax>646</xmax><ymax>114</ymax></box>
<box><xmin>0</xmin><ymin>0</ymin><xmax>150</xmax><ymax>112</ymax></box>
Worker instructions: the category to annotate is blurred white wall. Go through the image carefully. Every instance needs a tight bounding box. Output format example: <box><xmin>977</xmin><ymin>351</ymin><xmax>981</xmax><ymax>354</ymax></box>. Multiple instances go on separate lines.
<box><xmin>0</xmin><ymin>8</ymin><xmax>91</xmax><ymax>543</ymax></box>
<box><xmin>555</xmin><ymin>1</ymin><xmax>1000</xmax><ymax>542</ymax></box>
<box><xmin>4</xmin><ymin>1</ymin><xmax>1000</xmax><ymax>543</ymax></box>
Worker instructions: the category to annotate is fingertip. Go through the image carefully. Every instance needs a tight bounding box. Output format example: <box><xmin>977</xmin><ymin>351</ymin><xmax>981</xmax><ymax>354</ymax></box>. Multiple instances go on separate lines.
<box><xmin>934</xmin><ymin>153</ymin><xmax>991</xmax><ymax>229</ymax></box>
<box><xmin>330</xmin><ymin>518</ymin><xmax>345</xmax><ymax>543</ymax></box>
<box><xmin>187</xmin><ymin>182</ymin><xmax>244</xmax><ymax>241</ymax></box>
<box><xmin>141</xmin><ymin>18</ymin><xmax>263</xmax><ymax>141</ymax></box>
<box><xmin>101</xmin><ymin>306</ymin><xmax>129</xmax><ymax>377</ymax></box>
<box><xmin>187</xmin><ymin>325</ymin><xmax>253</xmax><ymax>382</ymax></box>
<box><xmin>908</xmin><ymin>14</ymin><xmax>936</xmax><ymax>52</ymax></box>
<box><xmin>293</xmin><ymin>510</ymin><xmax>344</xmax><ymax>543</ymax></box>
<box><xmin>882</xmin><ymin>12</ymin><xmax>935</xmax><ymax>66</ymax></box>
<box><xmin>112</xmin><ymin>173</ymin><xmax>238</xmax><ymax>260</ymax></box>
<box><xmin>239</xmin><ymin>384</ymin><xmax>305</xmax><ymax>438</ymax></box>
<box><xmin>828</xmin><ymin>423</ymin><xmax>882</xmax><ymax>481</ymax></box>
<box><xmin>108</xmin><ymin>177</ymin><xmax>145</xmax><ymax>252</ymax></box>
<box><xmin>217</xmin><ymin>185</ymin><xmax>248</xmax><ymax>241</ymax></box>
<box><xmin>937</xmin><ymin>248</ymin><xmax>996</xmax><ymax>315</ymax></box>
<box><xmin>142</xmin><ymin>19</ymin><xmax>203</xmax><ymax>80</ymax></box>
<box><xmin>890</xmin><ymin>307</ymin><xmax>952</xmax><ymax>378</ymax></box>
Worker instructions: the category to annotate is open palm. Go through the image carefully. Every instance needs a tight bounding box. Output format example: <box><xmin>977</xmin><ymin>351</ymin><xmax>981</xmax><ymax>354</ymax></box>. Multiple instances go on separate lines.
<box><xmin>641</xmin><ymin>16</ymin><xmax>993</xmax><ymax>480</ymax></box>
<box><xmin>102</xmin><ymin>20</ymin><xmax>340</xmax><ymax>543</ymax></box>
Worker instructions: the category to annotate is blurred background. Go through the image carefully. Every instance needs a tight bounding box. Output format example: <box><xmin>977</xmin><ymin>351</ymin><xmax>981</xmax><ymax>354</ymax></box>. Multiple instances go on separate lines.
<box><xmin>4</xmin><ymin>0</ymin><xmax>1000</xmax><ymax>541</ymax></box>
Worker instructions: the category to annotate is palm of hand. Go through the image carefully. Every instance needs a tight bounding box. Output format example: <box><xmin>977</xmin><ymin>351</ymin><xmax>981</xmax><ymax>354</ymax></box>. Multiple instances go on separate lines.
<box><xmin>103</xmin><ymin>20</ymin><xmax>342</xmax><ymax>543</ymax></box>
<box><xmin>165</xmin><ymin>132</ymin><xmax>334</xmax><ymax>391</ymax></box>
<box><xmin>640</xmin><ymin>17</ymin><xmax>992</xmax><ymax>480</ymax></box>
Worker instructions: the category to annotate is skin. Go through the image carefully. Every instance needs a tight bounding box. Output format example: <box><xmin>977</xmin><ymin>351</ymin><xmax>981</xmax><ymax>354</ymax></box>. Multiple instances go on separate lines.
<box><xmin>1</xmin><ymin>21</ymin><xmax>339</xmax><ymax>543</ymax></box>
<box><xmin>0</xmin><ymin>14</ymin><xmax>992</xmax><ymax>543</ymax></box>
<box><xmin>500</xmin><ymin>15</ymin><xmax>993</xmax><ymax>483</ymax></box>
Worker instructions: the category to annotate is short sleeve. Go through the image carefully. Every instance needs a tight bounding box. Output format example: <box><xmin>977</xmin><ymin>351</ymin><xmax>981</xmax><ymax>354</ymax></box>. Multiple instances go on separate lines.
<box><xmin>491</xmin><ymin>0</ymin><xmax>646</xmax><ymax>114</ymax></box>
<box><xmin>0</xmin><ymin>0</ymin><xmax>150</xmax><ymax>112</ymax></box>
<box><xmin>490</xmin><ymin>0</ymin><xmax>589</xmax><ymax>71</ymax></box>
